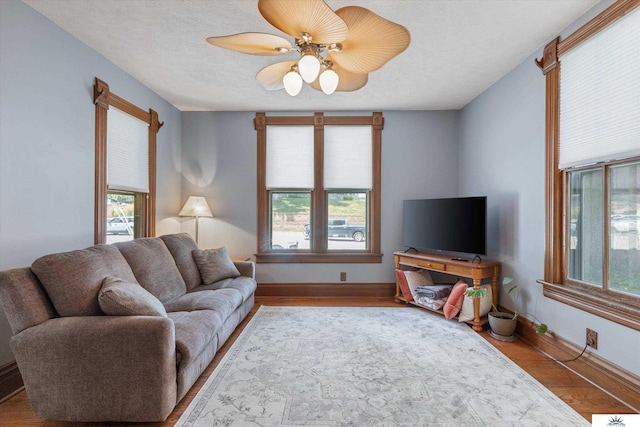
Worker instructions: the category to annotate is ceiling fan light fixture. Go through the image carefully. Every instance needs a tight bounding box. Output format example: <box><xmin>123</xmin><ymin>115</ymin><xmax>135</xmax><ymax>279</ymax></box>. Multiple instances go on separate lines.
<box><xmin>298</xmin><ymin>53</ymin><xmax>321</xmax><ymax>83</ymax></box>
<box><xmin>319</xmin><ymin>68</ymin><xmax>339</xmax><ymax>95</ymax></box>
<box><xmin>283</xmin><ymin>70</ymin><xmax>303</xmax><ymax>96</ymax></box>
<box><xmin>207</xmin><ymin>0</ymin><xmax>410</xmax><ymax>96</ymax></box>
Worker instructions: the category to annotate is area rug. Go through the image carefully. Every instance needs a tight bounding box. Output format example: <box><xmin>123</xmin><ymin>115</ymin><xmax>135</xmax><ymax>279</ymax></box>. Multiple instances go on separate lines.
<box><xmin>177</xmin><ymin>306</ymin><xmax>589</xmax><ymax>426</ymax></box>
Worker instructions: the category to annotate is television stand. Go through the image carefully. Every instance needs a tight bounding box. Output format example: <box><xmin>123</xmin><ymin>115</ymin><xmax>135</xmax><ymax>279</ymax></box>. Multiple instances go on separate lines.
<box><xmin>393</xmin><ymin>251</ymin><xmax>500</xmax><ymax>331</ymax></box>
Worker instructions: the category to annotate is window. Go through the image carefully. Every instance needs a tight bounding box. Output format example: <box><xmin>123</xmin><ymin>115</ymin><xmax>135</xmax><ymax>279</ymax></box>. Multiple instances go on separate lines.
<box><xmin>106</xmin><ymin>192</ymin><xmax>143</xmax><ymax>242</ymax></box>
<box><xmin>93</xmin><ymin>78</ymin><xmax>162</xmax><ymax>244</ymax></box>
<box><xmin>255</xmin><ymin>112</ymin><xmax>383</xmax><ymax>263</ymax></box>
<box><xmin>537</xmin><ymin>1</ymin><xmax>640</xmax><ymax>330</ymax></box>
<box><xmin>568</xmin><ymin>162</ymin><xmax>640</xmax><ymax>297</ymax></box>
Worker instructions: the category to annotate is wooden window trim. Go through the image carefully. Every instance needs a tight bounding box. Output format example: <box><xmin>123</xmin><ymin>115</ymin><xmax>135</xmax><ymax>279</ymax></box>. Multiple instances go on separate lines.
<box><xmin>254</xmin><ymin>112</ymin><xmax>383</xmax><ymax>264</ymax></box>
<box><xmin>93</xmin><ymin>77</ymin><xmax>162</xmax><ymax>244</ymax></box>
<box><xmin>536</xmin><ymin>0</ymin><xmax>640</xmax><ymax>331</ymax></box>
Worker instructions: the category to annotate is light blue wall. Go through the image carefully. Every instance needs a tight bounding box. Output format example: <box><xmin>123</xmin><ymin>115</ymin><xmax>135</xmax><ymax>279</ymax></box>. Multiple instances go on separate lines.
<box><xmin>0</xmin><ymin>0</ymin><xmax>183</xmax><ymax>365</ymax></box>
<box><xmin>180</xmin><ymin>112</ymin><xmax>257</xmax><ymax>256</ymax></box>
<box><xmin>459</xmin><ymin>0</ymin><xmax>638</xmax><ymax>375</ymax></box>
<box><xmin>459</xmin><ymin>46</ymin><xmax>546</xmax><ymax>298</ymax></box>
<box><xmin>180</xmin><ymin>110</ymin><xmax>460</xmax><ymax>283</ymax></box>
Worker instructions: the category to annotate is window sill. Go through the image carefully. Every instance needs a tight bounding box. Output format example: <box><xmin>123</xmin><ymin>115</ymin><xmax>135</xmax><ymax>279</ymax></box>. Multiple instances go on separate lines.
<box><xmin>255</xmin><ymin>252</ymin><xmax>383</xmax><ymax>264</ymax></box>
<box><xmin>538</xmin><ymin>280</ymin><xmax>640</xmax><ymax>331</ymax></box>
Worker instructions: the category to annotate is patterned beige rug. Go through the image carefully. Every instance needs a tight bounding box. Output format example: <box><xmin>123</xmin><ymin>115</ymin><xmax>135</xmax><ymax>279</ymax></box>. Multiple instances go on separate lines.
<box><xmin>177</xmin><ymin>306</ymin><xmax>589</xmax><ymax>426</ymax></box>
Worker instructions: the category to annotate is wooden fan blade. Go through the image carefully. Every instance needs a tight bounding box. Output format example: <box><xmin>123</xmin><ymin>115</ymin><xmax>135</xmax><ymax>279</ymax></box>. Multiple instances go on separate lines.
<box><xmin>256</xmin><ymin>60</ymin><xmax>298</xmax><ymax>91</ymax></box>
<box><xmin>206</xmin><ymin>32</ymin><xmax>292</xmax><ymax>55</ymax></box>
<box><xmin>330</xmin><ymin>6</ymin><xmax>410</xmax><ymax>74</ymax></box>
<box><xmin>310</xmin><ymin>60</ymin><xmax>368</xmax><ymax>92</ymax></box>
<box><xmin>258</xmin><ymin>0</ymin><xmax>348</xmax><ymax>44</ymax></box>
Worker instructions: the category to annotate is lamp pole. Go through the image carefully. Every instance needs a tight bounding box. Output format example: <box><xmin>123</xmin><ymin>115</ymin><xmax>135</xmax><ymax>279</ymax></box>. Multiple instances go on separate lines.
<box><xmin>195</xmin><ymin>215</ymin><xmax>200</xmax><ymax>244</ymax></box>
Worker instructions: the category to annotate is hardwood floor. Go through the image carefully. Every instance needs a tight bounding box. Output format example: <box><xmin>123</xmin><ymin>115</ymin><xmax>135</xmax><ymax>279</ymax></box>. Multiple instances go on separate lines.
<box><xmin>0</xmin><ymin>296</ymin><xmax>634</xmax><ymax>425</ymax></box>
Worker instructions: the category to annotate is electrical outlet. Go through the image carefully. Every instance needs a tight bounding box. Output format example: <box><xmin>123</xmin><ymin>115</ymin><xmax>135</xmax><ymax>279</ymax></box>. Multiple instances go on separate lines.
<box><xmin>340</xmin><ymin>272</ymin><xmax>347</xmax><ymax>282</ymax></box>
<box><xmin>586</xmin><ymin>328</ymin><xmax>598</xmax><ymax>349</ymax></box>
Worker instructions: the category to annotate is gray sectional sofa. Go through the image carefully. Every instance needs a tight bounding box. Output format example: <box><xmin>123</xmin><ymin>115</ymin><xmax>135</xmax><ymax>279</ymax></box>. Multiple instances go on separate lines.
<box><xmin>0</xmin><ymin>233</ymin><xmax>256</xmax><ymax>422</ymax></box>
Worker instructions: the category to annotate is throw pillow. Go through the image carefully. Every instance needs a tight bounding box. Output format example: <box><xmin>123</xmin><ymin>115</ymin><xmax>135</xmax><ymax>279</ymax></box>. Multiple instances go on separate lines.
<box><xmin>192</xmin><ymin>247</ymin><xmax>241</xmax><ymax>285</ymax></box>
<box><xmin>443</xmin><ymin>279</ymin><xmax>468</xmax><ymax>320</ymax></box>
<box><xmin>404</xmin><ymin>269</ymin><xmax>434</xmax><ymax>300</ymax></box>
<box><xmin>98</xmin><ymin>276</ymin><xmax>167</xmax><ymax>317</ymax></box>
<box><xmin>395</xmin><ymin>269</ymin><xmax>414</xmax><ymax>302</ymax></box>
<box><xmin>458</xmin><ymin>284</ymin><xmax>493</xmax><ymax>322</ymax></box>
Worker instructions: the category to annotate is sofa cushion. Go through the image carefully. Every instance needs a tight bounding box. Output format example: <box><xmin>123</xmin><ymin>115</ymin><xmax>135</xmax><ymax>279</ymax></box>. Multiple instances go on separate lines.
<box><xmin>164</xmin><ymin>289</ymin><xmax>242</xmax><ymax>321</ymax></box>
<box><xmin>192</xmin><ymin>247</ymin><xmax>240</xmax><ymax>285</ymax></box>
<box><xmin>115</xmin><ymin>238</ymin><xmax>187</xmax><ymax>303</ymax></box>
<box><xmin>160</xmin><ymin>233</ymin><xmax>202</xmax><ymax>291</ymax></box>
<box><xmin>191</xmin><ymin>276</ymin><xmax>257</xmax><ymax>304</ymax></box>
<box><xmin>31</xmin><ymin>244</ymin><xmax>137</xmax><ymax>317</ymax></box>
<box><xmin>99</xmin><ymin>276</ymin><xmax>168</xmax><ymax>317</ymax></box>
<box><xmin>168</xmin><ymin>310</ymin><xmax>222</xmax><ymax>368</ymax></box>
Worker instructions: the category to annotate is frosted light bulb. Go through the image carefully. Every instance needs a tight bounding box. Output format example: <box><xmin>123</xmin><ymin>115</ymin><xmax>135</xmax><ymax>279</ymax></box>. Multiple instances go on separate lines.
<box><xmin>298</xmin><ymin>54</ymin><xmax>320</xmax><ymax>83</ymax></box>
<box><xmin>319</xmin><ymin>69</ymin><xmax>339</xmax><ymax>95</ymax></box>
<box><xmin>283</xmin><ymin>71</ymin><xmax>302</xmax><ymax>96</ymax></box>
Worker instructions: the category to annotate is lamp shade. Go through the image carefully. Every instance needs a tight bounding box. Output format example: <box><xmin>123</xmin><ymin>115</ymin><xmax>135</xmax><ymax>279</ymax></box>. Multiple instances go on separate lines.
<box><xmin>283</xmin><ymin>70</ymin><xmax>303</xmax><ymax>96</ymax></box>
<box><xmin>319</xmin><ymin>69</ymin><xmax>339</xmax><ymax>95</ymax></box>
<box><xmin>298</xmin><ymin>54</ymin><xmax>320</xmax><ymax>83</ymax></box>
<box><xmin>179</xmin><ymin>196</ymin><xmax>213</xmax><ymax>217</ymax></box>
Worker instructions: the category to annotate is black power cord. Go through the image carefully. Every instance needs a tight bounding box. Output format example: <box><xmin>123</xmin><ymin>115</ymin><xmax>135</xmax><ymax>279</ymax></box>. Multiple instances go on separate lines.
<box><xmin>546</xmin><ymin>342</ymin><xmax>589</xmax><ymax>363</ymax></box>
<box><xmin>519</xmin><ymin>315</ymin><xmax>588</xmax><ymax>363</ymax></box>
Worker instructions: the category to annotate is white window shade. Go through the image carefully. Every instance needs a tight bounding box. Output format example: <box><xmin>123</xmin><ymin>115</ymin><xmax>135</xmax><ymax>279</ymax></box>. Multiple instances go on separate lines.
<box><xmin>324</xmin><ymin>126</ymin><xmax>372</xmax><ymax>189</ymax></box>
<box><xmin>266</xmin><ymin>126</ymin><xmax>314</xmax><ymax>189</ymax></box>
<box><xmin>559</xmin><ymin>7</ymin><xmax>640</xmax><ymax>169</ymax></box>
<box><xmin>107</xmin><ymin>107</ymin><xmax>149</xmax><ymax>192</ymax></box>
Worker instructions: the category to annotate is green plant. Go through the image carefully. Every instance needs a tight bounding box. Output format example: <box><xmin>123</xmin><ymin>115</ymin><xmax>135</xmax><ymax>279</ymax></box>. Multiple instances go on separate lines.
<box><xmin>464</xmin><ymin>277</ymin><xmax>548</xmax><ymax>334</ymax></box>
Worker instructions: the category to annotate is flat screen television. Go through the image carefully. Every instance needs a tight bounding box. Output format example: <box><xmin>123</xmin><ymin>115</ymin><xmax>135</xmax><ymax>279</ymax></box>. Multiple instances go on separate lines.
<box><xmin>402</xmin><ymin>196</ymin><xmax>487</xmax><ymax>256</ymax></box>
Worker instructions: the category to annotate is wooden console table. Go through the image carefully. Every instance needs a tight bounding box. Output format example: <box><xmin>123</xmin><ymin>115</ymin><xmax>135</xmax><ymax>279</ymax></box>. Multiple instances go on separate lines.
<box><xmin>394</xmin><ymin>251</ymin><xmax>500</xmax><ymax>331</ymax></box>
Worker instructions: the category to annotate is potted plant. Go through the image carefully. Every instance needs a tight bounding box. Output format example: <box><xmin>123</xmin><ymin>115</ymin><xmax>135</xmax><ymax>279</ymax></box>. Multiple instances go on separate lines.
<box><xmin>464</xmin><ymin>277</ymin><xmax>548</xmax><ymax>340</ymax></box>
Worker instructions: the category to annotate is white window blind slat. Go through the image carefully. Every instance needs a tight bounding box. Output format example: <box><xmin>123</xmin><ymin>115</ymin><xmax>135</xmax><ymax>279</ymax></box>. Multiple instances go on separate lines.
<box><xmin>324</xmin><ymin>126</ymin><xmax>372</xmax><ymax>189</ymax></box>
<box><xmin>107</xmin><ymin>107</ymin><xmax>149</xmax><ymax>193</ymax></box>
<box><xmin>559</xmin><ymin>7</ymin><xmax>640</xmax><ymax>169</ymax></box>
<box><xmin>266</xmin><ymin>126</ymin><xmax>314</xmax><ymax>189</ymax></box>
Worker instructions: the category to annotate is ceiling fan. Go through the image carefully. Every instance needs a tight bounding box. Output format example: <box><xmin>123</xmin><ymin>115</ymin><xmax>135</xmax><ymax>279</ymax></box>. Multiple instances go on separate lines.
<box><xmin>206</xmin><ymin>0</ymin><xmax>411</xmax><ymax>96</ymax></box>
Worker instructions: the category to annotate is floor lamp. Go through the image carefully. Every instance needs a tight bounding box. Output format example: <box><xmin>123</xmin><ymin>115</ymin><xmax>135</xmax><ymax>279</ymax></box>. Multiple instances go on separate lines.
<box><xmin>179</xmin><ymin>196</ymin><xmax>213</xmax><ymax>244</ymax></box>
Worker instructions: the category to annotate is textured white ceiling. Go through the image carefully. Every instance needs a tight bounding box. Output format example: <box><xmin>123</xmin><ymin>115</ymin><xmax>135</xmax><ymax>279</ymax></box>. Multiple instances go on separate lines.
<box><xmin>22</xmin><ymin>0</ymin><xmax>599</xmax><ymax>111</ymax></box>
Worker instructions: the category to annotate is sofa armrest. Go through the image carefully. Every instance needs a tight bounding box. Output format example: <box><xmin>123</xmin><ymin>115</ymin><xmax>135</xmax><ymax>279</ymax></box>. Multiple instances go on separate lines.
<box><xmin>234</xmin><ymin>261</ymin><xmax>255</xmax><ymax>279</ymax></box>
<box><xmin>10</xmin><ymin>315</ymin><xmax>177</xmax><ymax>422</ymax></box>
